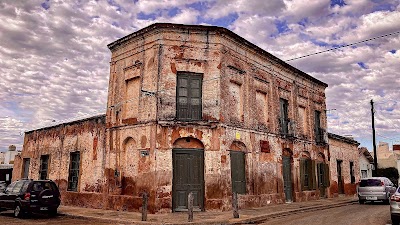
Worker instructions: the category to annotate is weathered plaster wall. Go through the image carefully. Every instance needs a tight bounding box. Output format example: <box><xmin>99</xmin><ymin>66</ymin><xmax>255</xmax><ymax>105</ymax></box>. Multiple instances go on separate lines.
<box><xmin>328</xmin><ymin>136</ymin><xmax>360</xmax><ymax>196</ymax></box>
<box><xmin>17</xmin><ymin>24</ymin><xmax>337</xmax><ymax>214</ymax></box>
<box><xmin>13</xmin><ymin>116</ymin><xmax>107</xmax><ymax>208</ymax></box>
<box><xmin>106</xmin><ymin>24</ymin><xmax>330</xmax><ymax>212</ymax></box>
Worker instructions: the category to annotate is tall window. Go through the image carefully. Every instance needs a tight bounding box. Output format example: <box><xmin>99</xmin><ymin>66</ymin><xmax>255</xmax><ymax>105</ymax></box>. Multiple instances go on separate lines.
<box><xmin>68</xmin><ymin>152</ymin><xmax>80</xmax><ymax>191</ymax></box>
<box><xmin>39</xmin><ymin>155</ymin><xmax>49</xmax><ymax>180</ymax></box>
<box><xmin>176</xmin><ymin>72</ymin><xmax>202</xmax><ymax>121</ymax></box>
<box><xmin>298</xmin><ymin>106</ymin><xmax>307</xmax><ymax>134</ymax></box>
<box><xmin>314</xmin><ymin>110</ymin><xmax>323</xmax><ymax>143</ymax></box>
<box><xmin>300</xmin><ymin>158</ymin><xmax>316</xmax><ymax>191</ymax></box>
<box><xmin>22</xmin><ymin>158</ymin><xmax>30</xmax><ymax>179</ymax></box>
<box><xmin>350</xmin><ymin>161</ymin><xmax>355</xmax><ymax>183</ymax></box>
<box><xmin>279</xmin><ymin>98</ymin><xmax>289</xmax><ymax>134</ymax></box>
<box><xmin>256</xmin><ymin>91</ymin><xmax>268</xmax><ymax>124</ymax></box>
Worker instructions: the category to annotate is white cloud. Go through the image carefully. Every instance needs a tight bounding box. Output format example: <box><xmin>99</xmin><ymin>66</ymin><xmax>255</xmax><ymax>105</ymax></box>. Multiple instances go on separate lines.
<box><xmin>0</xmin><ymin>0</ymin><xmax>399</xmax><ymax>152</ymax></box>
<box><xmin>206</xmin><ymin>0</ymin><xmax>286</xmax><ymax>19</ymax></box>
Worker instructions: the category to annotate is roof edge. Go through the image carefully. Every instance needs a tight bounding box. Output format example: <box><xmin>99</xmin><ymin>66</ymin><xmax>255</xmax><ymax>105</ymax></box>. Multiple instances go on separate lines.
<box><xmin>107</xmin><ymin>23</ymin><xmax>328</xmax><ymax>88</ymax></box>
<box><xmin>25</xmin><ymin>114</ymin><xmax>106</xmax><ymax>134</ymax></box>
<box><xmin>328</xmin><ymin>132</ymin><xmax>360</xmax><ymax>146</ymax></box>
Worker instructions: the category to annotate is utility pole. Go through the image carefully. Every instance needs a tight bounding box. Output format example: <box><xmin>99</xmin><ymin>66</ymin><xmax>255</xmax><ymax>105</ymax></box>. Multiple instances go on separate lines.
<box><xmin>371</xmin><ymin>99</ymin><xmax>378</xmax><ymax>176</ymax></box>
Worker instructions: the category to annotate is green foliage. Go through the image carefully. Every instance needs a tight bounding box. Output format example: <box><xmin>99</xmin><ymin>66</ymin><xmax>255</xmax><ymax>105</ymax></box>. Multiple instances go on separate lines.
<box><xmin>377</xmin><ymin>167</ymin><xmax>399</xmax><ymax>185</ymax></box>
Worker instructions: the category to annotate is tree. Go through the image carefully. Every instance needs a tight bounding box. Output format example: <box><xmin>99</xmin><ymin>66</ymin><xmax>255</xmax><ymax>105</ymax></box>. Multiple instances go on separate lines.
<box><xmin>377</xmin><ymin>167</ymin><xmax>399</xmax><ymax>185</ymax></box>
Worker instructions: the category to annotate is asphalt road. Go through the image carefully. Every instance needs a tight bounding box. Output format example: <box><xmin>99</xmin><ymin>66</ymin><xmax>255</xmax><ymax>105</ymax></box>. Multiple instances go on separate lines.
<box><xmin>0</xmin><ymin>210</ymin><xmax>129</xmax><ymax>225</ymax></box>
<box><xmin>0</xmin><ymin>202</ymin><xmax>392</xmax><ymax>225</ymax></box>
<box><xmin>259</xmin><ymin>202</ymin><xmax>391</xmax><ymax>225</ymax></box>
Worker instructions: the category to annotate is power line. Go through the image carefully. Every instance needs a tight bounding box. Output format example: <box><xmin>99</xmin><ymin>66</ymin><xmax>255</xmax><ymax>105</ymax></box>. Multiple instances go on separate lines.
<box><xmin>285</xmin><ymin>30</ymin><xmax>400</xmax><ymax>62</ymax></box>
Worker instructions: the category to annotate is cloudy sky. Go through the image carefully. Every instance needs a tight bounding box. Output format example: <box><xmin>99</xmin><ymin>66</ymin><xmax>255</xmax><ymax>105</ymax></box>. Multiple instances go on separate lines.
<box><xmin>0</xmin><ymin>0</ymin><xmax>399</xmax><ymax>152</ymax></box>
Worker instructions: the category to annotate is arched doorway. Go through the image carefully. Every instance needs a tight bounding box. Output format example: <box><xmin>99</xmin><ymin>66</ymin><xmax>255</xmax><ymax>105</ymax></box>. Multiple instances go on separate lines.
<box><xmin>282</xmin><ymin>148</ymin><xmax>293</xmax><ymax>202</ymax></box>
<box><xmin>122</xmin><ymin>137</ymin><xmax>136</xmax><ymax>195</ymax></box>
<box><xmin>172</xmin><ymin>137</ymin><xmax>204</xmax><ymax>212</ymax></box>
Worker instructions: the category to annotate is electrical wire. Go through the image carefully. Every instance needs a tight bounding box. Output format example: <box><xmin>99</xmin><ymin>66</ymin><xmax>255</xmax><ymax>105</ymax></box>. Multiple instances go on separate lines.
<box><xmin>285</xmin><ymin>30</ymin><xmax>400</xmax><ymax>62</ymax></box>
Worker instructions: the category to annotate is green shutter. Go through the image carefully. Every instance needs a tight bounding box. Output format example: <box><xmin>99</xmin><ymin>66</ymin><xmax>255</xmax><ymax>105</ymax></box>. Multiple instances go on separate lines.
<box><xmin>311</xmin><ymin>160</ymin><xmax>316</xmax><ymax>190</ymax></box>
<box><xmin>323</xmin><ymin>163</ymin><xmax>330</xmax><ymax>187</ymax></box>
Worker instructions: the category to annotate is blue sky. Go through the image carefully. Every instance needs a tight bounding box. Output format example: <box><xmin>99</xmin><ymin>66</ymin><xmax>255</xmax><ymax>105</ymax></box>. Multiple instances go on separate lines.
<box><xmin>0</xmin><ymin>0</ymin><xmax>399</xmax><ymax>152</ymax></box>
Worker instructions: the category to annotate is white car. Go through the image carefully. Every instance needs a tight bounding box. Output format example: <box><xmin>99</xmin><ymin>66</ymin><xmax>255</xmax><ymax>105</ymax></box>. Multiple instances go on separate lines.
<box><xmin>357</xmin><ymin>177</ymin><xmax>396</xmax><ymax>204</ymax></box>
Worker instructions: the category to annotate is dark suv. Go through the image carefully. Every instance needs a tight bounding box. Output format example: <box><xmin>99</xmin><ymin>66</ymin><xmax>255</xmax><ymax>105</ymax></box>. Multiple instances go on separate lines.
<box><xmin>0</xmin><ymin>179</ymin><xmax>61</xmax><ymax>218</ymax></box>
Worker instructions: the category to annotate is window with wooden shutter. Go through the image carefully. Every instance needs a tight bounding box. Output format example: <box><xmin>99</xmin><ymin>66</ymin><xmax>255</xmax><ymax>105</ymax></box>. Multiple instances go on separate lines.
<box><xmin>68</xmin><ymin>152</ymin><xmax>80</xmax><ymax>191</ymax></box>
<box><xmin>279</xmin><ymin>98</ymin><xmax>289</xmax><ymax>134</ymax></box>
<box><xmin>176</xmin><ymin>72</ymin><xmax>202</xmax><ymax>121</ymax></box>
<box><xmin>323</xmin><ymin>163</ymin><xmax>330</xmax><ymax>187</ymax></box>
<box><xmin>39</xmin><ymin>155</ymin><xmax>49</xmax><ymax>180</ymax></box>
<box><xmin>301</xmin><ymin>158</ymin><xmax>317</xmax><ymax>191</ymax></box>
<box><xmin>311</xmin><ymin>160</ymin><xmax>316</xmax><ymax>190</ymax></box>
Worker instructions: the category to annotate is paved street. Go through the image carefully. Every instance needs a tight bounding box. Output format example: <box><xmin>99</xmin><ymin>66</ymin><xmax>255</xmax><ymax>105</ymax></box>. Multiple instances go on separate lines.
<box><xmin>0</xmin><ymin>201</ymin><xmax>392</xmax><ymax>225</ymax></box>
<box><xmin>259</xmin><ymin>202</ymin><xmax>391</xmax><ymax>225</ymax></box>
<box><xmin>0</xmin><ymin>211</ymin><xmax>128</xmax><ymax>225</ymax></box>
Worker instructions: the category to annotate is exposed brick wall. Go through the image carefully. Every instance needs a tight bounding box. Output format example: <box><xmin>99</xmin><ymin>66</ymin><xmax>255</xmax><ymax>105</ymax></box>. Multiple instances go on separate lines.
<box><xmin>328</xmin><ymin>136</ymin><xmax>360</xmax><ymax>197</ymax></box>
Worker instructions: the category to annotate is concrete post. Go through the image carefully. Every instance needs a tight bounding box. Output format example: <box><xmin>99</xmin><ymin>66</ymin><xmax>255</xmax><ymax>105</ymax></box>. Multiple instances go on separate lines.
<box><xmin>142</xmin><ymin>192</ymin><xmax>148</xmax><ymax>221</ymax></box>
<box><xmin>188</xmin><ymin>192</ymin><xmax>194</xmax><ymax>222</ymax></box>
<box><xmin>232</xmin><ymin>192</ymin><xmax>239</xmax><ymax>218</ymax></box>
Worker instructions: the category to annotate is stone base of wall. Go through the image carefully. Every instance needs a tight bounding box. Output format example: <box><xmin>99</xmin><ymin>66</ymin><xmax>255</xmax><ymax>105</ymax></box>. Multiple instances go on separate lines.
<box><xmin>239</xmin><ymin>193</ymin><xmax>284</xmax><ymax>209</ymax></box>
<box><xmin>62</xmin><ymin>192</ymin><xmax>149</xmax><ymax>212</ymax></box>
<box><xmin>294</xmin><ymin>190</ymin><xmax>320</xmax><ymax>202</ymax></box>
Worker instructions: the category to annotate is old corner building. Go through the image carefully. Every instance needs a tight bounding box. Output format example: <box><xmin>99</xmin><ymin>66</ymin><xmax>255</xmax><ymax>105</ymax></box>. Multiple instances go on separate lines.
<box><xmin>13</xmin><ymin>23</ymin><xmax>359</xmax><ymax>213</ymax></box>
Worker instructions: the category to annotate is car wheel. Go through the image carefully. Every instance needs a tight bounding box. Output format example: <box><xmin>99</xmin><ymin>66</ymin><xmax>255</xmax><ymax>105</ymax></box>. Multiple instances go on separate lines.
<box><xmin>359</xmin><ymin>199</ymin><xmax>365</xmax><ymax>204</ymax></box>
<box><xmin>14</xmin><ymin>205</ymin><xmax>24</xmax><ymax>218</ymax></box>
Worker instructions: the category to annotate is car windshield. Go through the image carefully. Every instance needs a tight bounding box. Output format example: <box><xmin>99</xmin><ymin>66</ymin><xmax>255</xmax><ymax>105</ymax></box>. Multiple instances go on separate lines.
<box><xmin>360</xmin><ymin>179</ymin><xmax>382</xmax><ymax>187</ymax></box>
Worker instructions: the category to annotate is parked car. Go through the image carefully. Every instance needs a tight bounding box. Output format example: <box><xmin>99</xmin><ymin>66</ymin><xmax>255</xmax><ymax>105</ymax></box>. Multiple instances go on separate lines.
<box><xmin>0</xmin><ymin>179</ymin><xmax>61</xmax><ymax>218</ymax></box>
<box><xmin>0</xmin><ymin>182</ymin><xmax>6</xmax><ymax>192</ymax></box>
<box><xmin>357</xmin><ymin>177</ymin><xmax>397</xmax><ymax>204</ymax></box>
<box><xmin>390</xmin><ymin>187</ymin><xmax>400</xmax><ymax>225</ymax></box>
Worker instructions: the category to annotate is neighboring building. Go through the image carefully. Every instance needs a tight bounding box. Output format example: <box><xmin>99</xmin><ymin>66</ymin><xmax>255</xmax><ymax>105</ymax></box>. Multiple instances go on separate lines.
<box><xmin>0</xmin><ymin>152</ymin><xmax>4</xmax><ymax>164</ymax></box>
<box><xmin>328</xmin><ymin>133</ymin><xmax>360</xmax><ymax>196</ymax></box>
<box><xmin>14</xmin><ymin>23</ymin><xmax>333</xmax><ymax>213</ymax></box>
<box><xmin>0</xmin><ymin>145</ymin><xmax>20</xmax><ymax>184</ymax></box>
<box><xmin>4</xmin><ymin>145</ymin><xmax>20</xmax><ymax>164</ymax></box>
<box><xmin>377</xmin><ymin>141</ymin><xmax>398</xmax><ymax>169</ymax></box>
<box><xmin>378</xmin><ymin>141</ymin><xmax>392</xmax><ymax>159</ymax></box>
<box><xmin>358</xmin><ymin>147</ymin><xmax>374</xmax><ymax>179</ymax></box>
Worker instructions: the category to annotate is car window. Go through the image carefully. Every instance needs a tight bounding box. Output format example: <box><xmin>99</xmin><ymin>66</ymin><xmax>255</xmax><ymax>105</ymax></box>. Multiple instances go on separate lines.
<box><xmin>20</xmin><ymin>181</ymin><xmax>30</xmax><ymax>193</ymax></box>
<box><xmin>359</xmin><ymin>179</ymin><xmax>382</xmax><ymax>187</ymax></box>
<box><xmin>5</xmin><ymin>182</ymin><xmax>17</xmax><ymax>193</ymax></box>
<box><xmin>32</xmin><ymin>181</ymin><xmax>57</xmax><ymax>192</ymax></box>
<box><xmin>11</xmin><ymin>181</ymin><xmax>25</xmax><ymax>194</ymax></box>
<box><xmin>32</xmin><ymin>182</ymin><xmax>44</xmax><ymax>192</ymax></box>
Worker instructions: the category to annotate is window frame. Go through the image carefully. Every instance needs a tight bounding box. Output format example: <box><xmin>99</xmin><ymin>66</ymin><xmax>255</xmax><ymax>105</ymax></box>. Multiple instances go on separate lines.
<box><xmin>279</xmin><ymin>98</ymin><xmax>289</xmax><ymax>134</ymax></box>
<box><xmin>300</xmin><ymin>158</ymin><xmax>316</xmax><ymax>191</ymax></box>
<box><xmin>67</xmin><ymin>151</ymin><xmax>80</xmax><ymax>192</ymax></box>
<box><xmin>39</xmin><ymin>154</ymin><xmax>50</xmax><ymax>180</ymax></box>
<box><xmin>176</xmin><ymin>72</ymin><xmax>203</xmax><ymax>121</ymax></box>
<box><xmin>350</xmin><ymin>161</ymin><xmax>355</xmax><ymax>184</ymax></box>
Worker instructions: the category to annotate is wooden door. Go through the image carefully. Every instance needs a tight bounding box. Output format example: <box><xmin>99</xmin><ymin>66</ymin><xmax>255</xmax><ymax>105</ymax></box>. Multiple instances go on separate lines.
<box><xmin>282</xmin><ymin>156</ymin><xmax>293</xmax><ymax>202</ymax></box>
<box><xmin>317</xmin><ymin>163</ymin><xmax>326</xmax><ymax>197</ymax></box>
<box><xmin>337</xmin><ymin>160</ymin><xmax>344</xmax><ymax>194</ymax></box>
<box><xmin>230</xmin><ymin>151</ymin><xmax>246</xmax><ymax>194</ymax></box>
<box><xmin>172</xmin><ymin>149</ymin><xmax>204</xmax><ymax>212</ymax></box>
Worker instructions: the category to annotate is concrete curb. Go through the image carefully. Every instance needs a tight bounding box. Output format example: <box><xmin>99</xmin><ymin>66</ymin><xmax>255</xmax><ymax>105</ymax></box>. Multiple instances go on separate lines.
<box><xmin>228</xmin><ymin>200</ymin><xmax>358</xmax><ymax>225</ymax></box>
<box><xmin>60</xmin><ymin>199</ymin><xmax>358</xmax><ymax>225</ymax></box>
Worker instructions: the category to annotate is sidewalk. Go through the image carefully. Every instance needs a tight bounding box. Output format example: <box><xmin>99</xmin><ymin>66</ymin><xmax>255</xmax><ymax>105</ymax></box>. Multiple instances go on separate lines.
<box><xmin>59</xmin><ymin>196</ymin><xmax>358</xmax><ymax>225</ymax></box>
